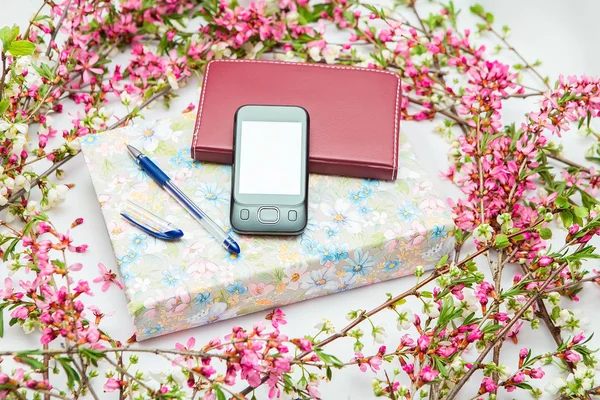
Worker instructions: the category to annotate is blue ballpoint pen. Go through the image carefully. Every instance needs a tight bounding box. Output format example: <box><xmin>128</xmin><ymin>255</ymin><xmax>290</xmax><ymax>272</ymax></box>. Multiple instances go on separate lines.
<box><xmin>126</xmin><ymin>144</ymin><xmax>241</xmax><ymax>255</ymax></box>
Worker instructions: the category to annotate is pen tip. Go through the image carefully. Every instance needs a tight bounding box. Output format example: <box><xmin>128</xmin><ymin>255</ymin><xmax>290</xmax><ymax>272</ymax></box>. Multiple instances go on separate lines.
<box><xmin>226</xmin><ymin>238</ymin><xmax>241</xmax><ymax>255</ymax></box>
<box><xmin>126</xmin><ymin>144</ymin><xmax>142</xmax><ymax>159</ymax></box>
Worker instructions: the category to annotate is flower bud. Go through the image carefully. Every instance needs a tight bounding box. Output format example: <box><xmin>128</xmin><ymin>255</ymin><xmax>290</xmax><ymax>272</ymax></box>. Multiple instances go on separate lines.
<box><xmin>414</xmin><ymin>265</ymin><xmax>424</xmax><ymax>277</ymax></box>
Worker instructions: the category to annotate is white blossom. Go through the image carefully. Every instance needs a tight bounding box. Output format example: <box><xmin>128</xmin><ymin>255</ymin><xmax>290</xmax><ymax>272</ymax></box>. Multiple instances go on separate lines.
<box><xmin>473</xmin><ymin>223</ymin><xmax>494</xmax><ymax>242</ymax></box>
<box><xmin>396</xmin><ymin>308</ymin><xmax>415</xmax><ymax>330</ymax></box>
<box><xmin>423</xmin><ymin>300</ymin><xmax>440</xmax><ymax>318</ymax></box>
<box><xmin>120</xmin><ymin>91</ymin><xmax>132</xmax><ymax>106</ymax></box>
<box><xmin>210</xmin><ymin>42</ymin><xmax>231</xmax><ymax>59</ymax></box>
<box><xmin>308</xmin><ymin>46</ymin><xmax>322</xmax><ymax>62</ymax></box>
<box><xmin>322</xmin><ymin>45</ymin><xmax>341</xmax><ymax>64</ymax></box>
<box><xmin>14</xmin><ymin>175</ymin><xmax>30</xmax><ymax>192</ymax></box>
<box><xmin>166</xmin><ymin>70</ymin><xmax>179</xmax><ymax>90</ymax></box>
<box><xmin>545</xmin><ymin>377</ymin><xmax>566</xmax><ymax>394</ymax></box>
<box><xmin>372</xmin><ymin>325</ymin><xmax>387</xmax><ymax>344</ymax></box>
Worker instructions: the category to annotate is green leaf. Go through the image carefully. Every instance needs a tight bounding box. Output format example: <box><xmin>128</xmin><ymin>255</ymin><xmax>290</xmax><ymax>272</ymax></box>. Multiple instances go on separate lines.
<box><xmin>0</xmin><ymin>100</ymin><xmax>8</xmax><ymax>114</ymax></box>
<box><xmin>469</xmin><ymin>4</ymin><xmax>485</xmax><ymax>15</ymax></box>
<box><xmin>0</xmin><ymin>303</ymin><xmax>5</xmax><ymax>338</ymax></box>
<box><xmin>560</xmin><ymin>211</ymin><xmax>573</xmax><ymax>229</ymax></box>
<box><xmin>494</xmin><ymin>234</ymin><xmax>510</xmax><ymax>249</ymax></box>
<box><xmin>555</xmin><ymin>195</ymin><xmax>569</xmax><ymax>208</ymax></box>
<box><xmin>79</xmin><ymin>347</ymin><xmax>105</xmax><ymax>367</ymax></box>
<box><xmin>214</xmin><ymin>386</ymin><xmax>226</xmax><ymax>400</ymax></box>
<box><xmin>538</xmin><ymin>228</ymin><xmax>552</xmax><ymax>240</ymax></box>
<box><xmin>0</xmin><ymin>25</ymin><xmax>19</xmax><ymax>48</ymax></box>
<box><xmin>574</xmin><ymin>206</ymin><xmax>589</xmax><ymax>219</ymax></box>
<box><xmin>57</xmin><ymin>358</ymin><xmax>81</xmax><ymax>389</ymax></box>
<box><xmin>7</xmin><ymin>40</ymin><xmax>36</xmax><ymax>56</ymax></box>
<box><xmin>4</xmin><ymin>238</ymin><xmax>19</xmax><ymax>260</ymax></box>
<box><xmin>579</xmin><ymin>189</ymin><xmax>599</xmax><ymax>208</ymax></box>
<box><xmin>436</xmin><ymin>254</ymin><xmax>449</xmax><ymax>267</ymax></box>
<box><xmin>434</xmin><ymin>356</ymin><xmax>449</xmax><ymax>377</ymax></box>
<box><xmin>17</xmin><ymin>355</ymin><xmax>45</xmax><ymax>370</ymax></box>
<box><xmin>326</xmin><ymin>366</ymin><xmax>332</xmax><ymax>380</ymax></box>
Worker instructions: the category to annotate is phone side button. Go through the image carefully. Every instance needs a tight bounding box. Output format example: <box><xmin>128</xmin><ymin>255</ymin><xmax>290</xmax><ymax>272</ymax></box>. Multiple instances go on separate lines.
<box><xmin>240</xmin><ymin>209</ymin><xmax>250</xmax><ymax>220</ymax></box>
<box><xmin>258</xmin><ymin>207</ymin><xmax>279</xmax><ymax>224</ymax></box>
<box><xmin>288</xmin><ymin>210</ymin><xmax>297</xmax><ymax>221</ymax></box>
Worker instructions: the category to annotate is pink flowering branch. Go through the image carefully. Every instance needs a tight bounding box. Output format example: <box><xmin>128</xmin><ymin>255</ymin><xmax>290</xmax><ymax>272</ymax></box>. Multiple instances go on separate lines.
<box><xmin>1</xmin><ymin>1</ymin><xmax>600</xmax><ymax>399</ymax></box>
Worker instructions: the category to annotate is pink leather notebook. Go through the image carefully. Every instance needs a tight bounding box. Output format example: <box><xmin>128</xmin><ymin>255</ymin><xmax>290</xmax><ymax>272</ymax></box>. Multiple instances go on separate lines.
<box><xmin>191</xmin><ymin>60</ymin><xmax>401</xmax><ymax>180</ymax></box>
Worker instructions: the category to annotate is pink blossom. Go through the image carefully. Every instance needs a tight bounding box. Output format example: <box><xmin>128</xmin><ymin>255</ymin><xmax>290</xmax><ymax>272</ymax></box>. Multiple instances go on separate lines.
<box><xmin>292</xmin><ymin>338</ymin><xmax>312</xmax><ymax>352</ymax></box>
<box><xmin>92</xmin><ymin>262</ymin><xmax>123</xmax><ymax>292</ymax></box>
<box><xmin>368</xmin><ymin>356</ymin><xmax>382</xmax><ymax>372</ymax></box>
<box><xmin>519</xmin><ymin>348</ymin><xmax>528</xmax><ymax>358</ymax></box>
<box><xmin>266</xmin><ymin>308</ymin><xmax>287</xmax><ymax>328</ymax></box>
<box><xmin>572</xmin><ymin>333</ymin><xmax>585</xmax><ymax>344</ymax></box>
<box><xmin>306</xmin><ymin>381</ymin><xmax>320</xmax><ymax>397</ymax></box>
<box><xmin>104</xmin><ymin>378</ymin><xmax>121</xmax><ymax>392</ymax></box>
<box><xmin>512</xmin><ymin>371</ymin><xmax>525</xmax><ymax>384</ymax></box>
<box><xmin>420</xmin><ymin>366</ymin><xmax>439</xmax><ymax>382</ymax></box>
<box><xmin>402</xmin><ymin>363</ymin><xmax>414</xmax><ymax>375</ymax></box>
<box><xmin>507</xmin><ymin>321</ymin><xmax>524</xmax><ymax>344</ymax></box>
<box><xmin>537</xmin><ymin>255</ymin><xmax>553</xmax><ymax>267</ymax></box>
<box><xmin>529</xmin><ymin>367</ymin><xmax>545</xmax><ymax>379</ymax></box>
<box><xmin>74</xmin><ymin>280</ymin><xmax>93</xmax><ymax>296</ymax></box>
<box><xmin>564</xmin><ymin>350</ymin><xmax>582</xmax><ymax>363</ymax></box>
<box><xmin>11</xmin><ymin>306</ymin><xmax>30</xmax><ymax>320</ymax></box>
<box><xmin>400</xmin><ymin>334</ymin><xmax>415</xmax><ymax>348</ymax></box>
<box><xmin>480</xmin><ymin>377</ymin><xmax>498</xmax><ymax>393</ymax></box>
<box><xmin>74</xmin><ymin>52</ymin><xmax>104</xmax><ymax>84</ymax></box>
<box><xmin>466</xmin><ymin>329</ymin><xmax>483</xmax><ymax>342</ymax></box>
<box><xmin>417</xmin><ymin>335</ymin><xmax>431</xmax><ymax>351</ymax></box>
<box><xmin>173</xmin><ymin>337</ymin><xmax>196</xmax><ymax>368</ymax></box>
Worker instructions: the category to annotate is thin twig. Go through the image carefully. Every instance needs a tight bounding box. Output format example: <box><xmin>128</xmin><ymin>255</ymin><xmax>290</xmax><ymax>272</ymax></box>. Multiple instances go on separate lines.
<box><xmin>43</xmin><ymin>344</ymin><xmax>50</xmax><ymax>400</ymax></box>
<box><xmin>544</xmin><ymin>273</ymin><xmax>600</xmax><ymax>293</ymax></box>
<box><xmin>104</xmin><ymin>356</ymin><xmax>157</xmax><ymax>396</ymax></box>
<box><xmin>45</xmin><ymin>0</ymin><xmax>73</xmax><ymax>57</ymax></box>
<box><xmin>546</xmin><ymin>152</ymin><xmax>593</xmax><ymax>173</ymax></box>
<box><xmin>107</xmin><ymin>85</ymin><xmax>176</xmax><ymax>130</ymax></box>
<box><xmin>487</xmin><ymin>26</ymin><xmax>550</xmax><ymax>90</ymax></box>
<box><xmin>407</xmin><ymin>97</ymin><xmax>469</xmax><ymax>127</ymax></box>
<box><xmin>0</xmin><ymin>55</ymin><xmax>7</xmax><ymax>99</ymax></box>
<box><xmin>0</xmin><ymin>153</ymin><xmax>77</xmax><ymax>211</ymax></box>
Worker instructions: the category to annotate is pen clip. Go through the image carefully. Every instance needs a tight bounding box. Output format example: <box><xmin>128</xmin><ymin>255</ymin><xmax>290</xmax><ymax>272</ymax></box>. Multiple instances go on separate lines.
<box><xmin>121</xmin><ymin>200</ymin><xmax>184</xmax><ymax>241</ymax></box>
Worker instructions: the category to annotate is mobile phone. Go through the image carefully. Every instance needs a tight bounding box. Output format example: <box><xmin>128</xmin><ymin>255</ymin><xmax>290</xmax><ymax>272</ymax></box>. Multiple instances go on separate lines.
<box><xmin>230</xmin><ymin>105</ymin><xmax>309</xmax><ymax>235</ymax></box>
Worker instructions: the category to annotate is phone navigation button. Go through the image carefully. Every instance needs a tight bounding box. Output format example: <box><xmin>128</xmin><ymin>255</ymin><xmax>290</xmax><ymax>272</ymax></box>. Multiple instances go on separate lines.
<box><xmin>258</xmin><ymin>207</ymin><xmax>279</xmax><ymax>224</ymax></box>
<box><xmin>240</xmin><ymin>209</ymin><xmax>250</xmax><ymax>220</ymax></box>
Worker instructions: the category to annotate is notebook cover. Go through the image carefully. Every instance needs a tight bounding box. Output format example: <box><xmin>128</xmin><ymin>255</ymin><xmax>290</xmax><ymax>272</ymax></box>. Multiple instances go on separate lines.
<box><xmin>191</xmin><ymin>60</ymin><xmax>401</xmax><ymax>180</ymax></box>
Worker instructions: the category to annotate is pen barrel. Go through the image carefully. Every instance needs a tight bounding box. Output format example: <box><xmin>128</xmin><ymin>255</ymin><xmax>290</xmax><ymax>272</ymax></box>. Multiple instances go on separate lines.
<box><xmin>139</xmin><ymin>156</ymin><xmax>170</xmax><ymax>186</ymax></box>
<box><xmin>164</xmin><ymin>182</ymin><xmax>230</xmax><ymax>243</ymax></box>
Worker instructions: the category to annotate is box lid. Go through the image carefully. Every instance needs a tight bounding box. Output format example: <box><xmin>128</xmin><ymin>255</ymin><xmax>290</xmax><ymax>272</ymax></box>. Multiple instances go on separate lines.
<box><xmin>191</xmin><ymin>60</ymin><xmax>402</xmax><ymax>180</ymax></box>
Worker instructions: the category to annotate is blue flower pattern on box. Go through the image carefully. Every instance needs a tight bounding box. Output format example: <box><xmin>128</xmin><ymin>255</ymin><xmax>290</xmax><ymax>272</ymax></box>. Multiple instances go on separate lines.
<box><xmin>81</xmin><ymin>116</ymin><xmax>455</xmax><ymax>340</ymax></box>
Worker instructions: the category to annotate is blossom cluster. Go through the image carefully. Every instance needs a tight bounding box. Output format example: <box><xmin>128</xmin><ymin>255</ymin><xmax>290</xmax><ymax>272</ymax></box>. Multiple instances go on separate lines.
<box><xmin>0</xmin><ymin>0</ymin><xmax>599</xmax><ymax>399</ymax></box>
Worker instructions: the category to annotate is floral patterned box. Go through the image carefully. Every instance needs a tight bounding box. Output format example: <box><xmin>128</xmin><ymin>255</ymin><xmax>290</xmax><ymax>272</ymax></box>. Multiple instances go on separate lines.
<box><xmin>80</xmin><ymin>116</ymin><xmax>455</xmax><ymax>341</ymax></box>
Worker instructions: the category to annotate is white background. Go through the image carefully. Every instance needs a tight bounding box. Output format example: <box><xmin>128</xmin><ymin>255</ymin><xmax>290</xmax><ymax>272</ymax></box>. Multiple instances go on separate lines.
<box><xmin>2</xmin><ymin>1</ymin><xmax>600</xmax><ymax>399</ymax></box>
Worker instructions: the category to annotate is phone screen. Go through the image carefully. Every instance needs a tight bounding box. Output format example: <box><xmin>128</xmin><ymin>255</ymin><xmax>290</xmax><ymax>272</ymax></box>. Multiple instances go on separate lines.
<box><xmin>238</xmin><ymin>121</ymin><xmax>303</xmax><ymax>196</ymax></box>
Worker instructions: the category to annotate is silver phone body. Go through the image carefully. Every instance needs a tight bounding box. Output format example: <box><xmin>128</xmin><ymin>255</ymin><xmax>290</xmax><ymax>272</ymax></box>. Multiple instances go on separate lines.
<box><xmin>230</xmin><ymin>105</ymin><xmax>309</xmax><ymax>235</ymax></box>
